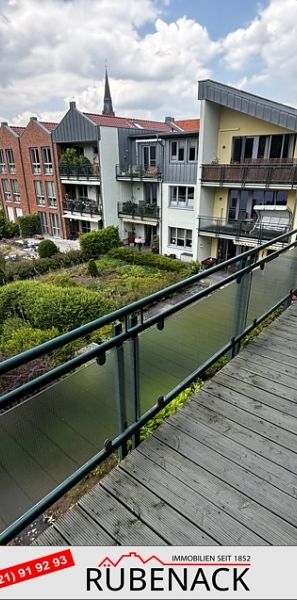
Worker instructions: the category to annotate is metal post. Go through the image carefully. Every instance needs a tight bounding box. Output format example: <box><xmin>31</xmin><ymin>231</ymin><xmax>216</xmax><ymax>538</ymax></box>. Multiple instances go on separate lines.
<box><xmin>113</xmin><ymin>322</ymin><xmax>127</xmax><ymax>459</ymax></box>
<box><xmin>228</xmin><ymin>255</ymin><xmax>253</xmax><ymax>359</ymax></box>
<box><xmin>128</xmin><ymin>315</ymin><xmax>140</xmax><ymax>449</ymax></box>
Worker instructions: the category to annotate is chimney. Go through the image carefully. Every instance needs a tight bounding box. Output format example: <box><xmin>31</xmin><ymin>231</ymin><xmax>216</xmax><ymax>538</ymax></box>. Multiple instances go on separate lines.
<box><xmin>69</xmin><ymin>101</ymin><xmax>76</xmax><ymax>109</ymax></box>
<box><xmin>165</xmin><ymin>116</ymin><xmax>174</xmax><ymax>124</ymax></box>
<box><xmin>1</xmin><ymin>121</ymin><xmax>8</xmax><ymax>126</ymax></box>
<box><xmin>30</xmin><ymin>116</ymin><xmax>38</xmax><ymax>121</ymax></box>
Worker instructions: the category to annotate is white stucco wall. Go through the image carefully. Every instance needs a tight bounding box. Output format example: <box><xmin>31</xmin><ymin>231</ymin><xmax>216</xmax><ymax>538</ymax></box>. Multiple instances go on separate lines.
<box><xmin>99</xmin><ymin>126</ymin><xmax>120</xmax><ymax>228</ymax></box>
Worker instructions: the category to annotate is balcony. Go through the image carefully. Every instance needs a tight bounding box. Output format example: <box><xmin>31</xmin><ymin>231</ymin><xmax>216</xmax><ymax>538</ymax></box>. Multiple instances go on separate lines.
<box><xmin>118</xmin><ymin>201</ymin><xmax>160</xmax><ymax>221</ymax></box>
<box><xmin>198</xmin><ymin>215</ymin><xmax>292</xmax><ymax>243</ymax></box>
<box><xmin>59</xmin><ymin>164</ymin><xmax>100</xmax><ymax>182</ymax></box>
<box><xmin>201</xmin><ymin>161</ymin><xmax>297</xmax><ymax>188</ymax></box>
<box><xmin>116</xmin><ymin>164</ymin><xmax>162</xmax><ymax>181</ymax></box>
<box><xmin>63</xmin><ymin>197</ymin><xmax>102</xmax><ymax>218</ymax></box>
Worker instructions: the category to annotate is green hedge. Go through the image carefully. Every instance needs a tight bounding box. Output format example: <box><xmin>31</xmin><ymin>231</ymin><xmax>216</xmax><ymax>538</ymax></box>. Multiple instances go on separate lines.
<box><xmin>0</xmin><ymin>210</ymin><xmax>19</xmax><ymax>239</ymax></box>
<box><xmin>108</xmin><ymin>247</ymin><xmax>188</xmax><ymax>272</ymax></box>
<box><xmin>80</xmin><ymin>226</ymin><xmax>120</xmax><ymax>259</ymax></box>
<box><xmin>0</xmin><ymin>281</ymin><xmax>115</xmax><ymax>332</ymax></box>
<box><xmin>3</xmin><ymin>250</ymin><xmax>84</xmax><ymax>283</ymax></box>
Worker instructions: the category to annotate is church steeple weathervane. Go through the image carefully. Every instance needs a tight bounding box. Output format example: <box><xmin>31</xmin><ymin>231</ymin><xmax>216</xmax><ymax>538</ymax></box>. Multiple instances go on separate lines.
<box><xmin>102</xmin><ymin>65</ymin><xmax>115</xmax><ymax>117</ymax></box>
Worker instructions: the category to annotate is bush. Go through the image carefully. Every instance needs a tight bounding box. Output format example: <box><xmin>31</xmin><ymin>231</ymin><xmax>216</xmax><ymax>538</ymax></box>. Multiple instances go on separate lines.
<box><xmin>18</xmin><ymin>214</ymin><xmax>41</xmax><ymax>238</ymax></box>
<box><xmin>38</xmin><ymin>239</ymin><xmax>59</xmax><ymax>258</ymax></box>
<box><xmin>0</xmin><ymin>318</ymin><xmax>59</xmax><ymax>355</ymax></box>
<box><xmin>6</xmin><ymin>250</ymin><xmax>85</xmax><ymax>281</ymax></box>
<box><xmin>0</xmin><ymin>280</ymin><xmax>115</xmax><ymax>332</ymax></box>
<box><xmin>87</xmin><ymin>259</ymin><xmax>99</xmax><ymax>277</ymax></box>
<box><xmin>80</xmin><ymin>226</ymin><xmax>120</xmax><ymax>259</ymax></box>
<box><xmin>108</xmin><ymin>247</ymin><xmax>188</xmax><ymax>272</ymax></box>
<box><xmin>0</xmin><ymin>210</ymin><xmax>19</xmax><ymax>239</ymax></box>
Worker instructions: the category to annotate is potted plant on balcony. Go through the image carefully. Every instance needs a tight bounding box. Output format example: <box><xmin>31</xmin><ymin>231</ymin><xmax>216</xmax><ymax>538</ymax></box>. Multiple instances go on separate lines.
<box><xmin>59</xmin><ymin>148</ymin><xmax>92</xmax><ymax>176</ymax></box>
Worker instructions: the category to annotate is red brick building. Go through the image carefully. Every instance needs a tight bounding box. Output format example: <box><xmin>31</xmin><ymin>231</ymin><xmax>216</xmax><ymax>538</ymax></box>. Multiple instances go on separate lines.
<box><xmin>0</xmin><ymin>117</ymin><xmax>67</xmax><ymax>238</ymax></box>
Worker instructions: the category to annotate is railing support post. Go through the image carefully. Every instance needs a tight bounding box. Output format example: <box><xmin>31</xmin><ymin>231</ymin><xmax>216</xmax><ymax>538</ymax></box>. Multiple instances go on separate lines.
<box><xmin>128</xmin><ymin>315</ymin><xmax>140</xmax><ymax>449</ymax></box>
<box><xmin>113</xmin><ymin>322</ymin><xmax>127</xmax><ymax>460</ymax></box>
<box><xmin>229</xmin><ymin>256</ymin><xmax>253</xmax><ymax>359</ymax></box>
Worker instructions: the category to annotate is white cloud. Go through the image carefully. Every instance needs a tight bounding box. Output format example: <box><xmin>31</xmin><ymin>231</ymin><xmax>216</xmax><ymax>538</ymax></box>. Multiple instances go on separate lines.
<box><xmin>222</xmin><ymin>0</ymin><xmax>297</xmax><ymax>74</ymax></box>
<box><xmin>0</xmin><ymin>0</ymin><xmax>220</xmax><ymax>122</ymax></box>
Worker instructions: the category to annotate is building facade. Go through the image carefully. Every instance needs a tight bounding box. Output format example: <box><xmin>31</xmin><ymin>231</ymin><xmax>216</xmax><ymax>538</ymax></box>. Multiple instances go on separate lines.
<box><xmin>196</xmin><ymin>80</ymin><xmax>297</xmax><ymax>263</ymax></box>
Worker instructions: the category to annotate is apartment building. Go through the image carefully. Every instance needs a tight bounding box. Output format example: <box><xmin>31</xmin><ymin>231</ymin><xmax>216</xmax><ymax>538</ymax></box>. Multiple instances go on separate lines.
<box><xmin>196</xmin><ymin>80</ymin><xmax>297</xmax><ymax>263</ymax></box>
<box><xmin>0</xmin><ymin>117</ymin><xmax>65</xmax><ymax>238</ymax></box>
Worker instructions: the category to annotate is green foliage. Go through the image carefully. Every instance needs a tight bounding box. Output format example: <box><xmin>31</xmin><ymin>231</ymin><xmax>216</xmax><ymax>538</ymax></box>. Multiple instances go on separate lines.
<box><xmin>0</xmin><ymin>318</ymin><xmax>59</xmax><ymax>355</ymax></box>
<box><xmin>0</xmin><ymin>281</ymin><xmax>115</xmax><ymax>332</ymax></box>
<box><xmin>240</xmin><ymin>307</ymin><xmax>283</xmax><ymax>349</ymax></box>
<box><xmin>140</xmin><ymin>384</ymin><xmax>202</xmax><ymax>441</ymax></box>
<box><xmin>0</xmin><ymin>210</ymin><xmax>19</xmax><ymax>239</ymax></box>
<box><xmin>17</xmin><ymin>214</ymin><xmax>41</xmax><ymax>238</ymax></box>
<box><xmin>41</xmin><ymin>273</ymin><xmax>81</xmax><ymax>287</ymax></box>
<box><xmin>108</xmin><ymin>247</ymin><xmax>190</xmax><ymax>272</ymax></box>
<box><xmin>38</xmin><ymin>239</ymin><xmax>59</xmax><ymax>258</ymax></box>
<box><xmin>80</xmin><ymin>226</ymin><xmax>120</xmax><ymax>259</ymax></box>
<box><xmin>3</xmin><ymin>250</ymin><xmax>84</xmax><ymax>282</ymax></box>
<box><xmin>87</xmin><ymin>259</ymin><xmax>99</xmax><ymax>277</ymax></box>
<box><xmin>190</xmin><ymin>260</ymin><xmax>201</xmax><ymax>274</ymax></box>
<box><xmin>59</xmin><ymin>148</ymin><xmax>92</xmax><ymax>170</ymax></box>
<box><xmin>201</xmin><ymin>355</ymin><xmax>228</xmax><ymax>380</ymax></box>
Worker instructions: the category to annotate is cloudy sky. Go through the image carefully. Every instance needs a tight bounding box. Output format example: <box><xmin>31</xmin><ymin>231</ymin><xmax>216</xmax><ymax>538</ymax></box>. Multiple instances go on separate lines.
<box><xmin>1</xmin><ymin>0</ymin><xmax>297</xmax><ymax>125</ymax></box>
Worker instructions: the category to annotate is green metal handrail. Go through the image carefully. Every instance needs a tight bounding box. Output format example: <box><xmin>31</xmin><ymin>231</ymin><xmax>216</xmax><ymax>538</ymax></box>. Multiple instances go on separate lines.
<box><xmin>1</xmin><ymin>228</ymin><xmax>297</xmax><ymax>544</ymax></box>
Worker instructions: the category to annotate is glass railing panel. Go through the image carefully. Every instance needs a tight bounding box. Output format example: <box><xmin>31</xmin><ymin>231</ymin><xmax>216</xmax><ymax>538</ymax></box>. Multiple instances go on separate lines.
<box><xmin>246</xmin><ymin>245</ymin><xmax>297</xmax><ymax>326</ymax></box>
<box><xmin>138</xmin><ymin>278</ymin><xmax>237</xmax><ymax>414</ymax></box>
<box><xmin>0</xmin><ymin>352</ymin><xmax>117</xmax><ymax>530</ymax></box>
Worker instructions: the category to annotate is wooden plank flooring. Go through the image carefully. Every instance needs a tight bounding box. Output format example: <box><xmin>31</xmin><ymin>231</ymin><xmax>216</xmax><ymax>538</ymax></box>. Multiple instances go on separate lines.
<box><xmin>34</xmin><ymin>302</ymin><xmax>297</xmax><ymax>546</ymax></box>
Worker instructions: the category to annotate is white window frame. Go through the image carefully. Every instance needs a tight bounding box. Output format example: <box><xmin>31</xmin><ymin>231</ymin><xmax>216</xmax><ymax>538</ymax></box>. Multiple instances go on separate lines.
<box><xmin>34</xmin><ymin>180</ymin><xmax>45</xmax><ymax>206</ymax></box>
<box><xmin>11</xmin><ymin>179</ymin><xmax>20</xmax><ymax>203</ymax></box>
<box><xmin>169</xmin><ymin>227</ymin><xmax>192</xmax><ymax>248</ymax></box>
<box><xmin>0</xmin><ymin>150</ymin><xmax>6</xmax><ymax>173</ymax></box>
<box><xmin>6</xmin><ymin>149</ymin><xmax>15</xmax><ymax>173</ymax></box>
<box><xmin>50</xmin><ymin>213</ymin><xmax>60</xmax><ymax>237</ymax></box>
<box><xmin>46</xmin><ymin>181</ymin><xmax>57</xmax><ymax>207</ymax></box>
<box><xmin>188</xmin><ymin>140</ymin><xmax>197</xmax><ymax>162</ymax></box>
<box><xmin>169</xmin><ymin>186</ymin><xmax>194</xmax><ymax>208</ymax></box>
<box><xmin>2</xmin><ymin>180</ymin><xmax>11</xmax><ymax>202</ymax></box>
<box><xmin>170</xmin><ymin>140</ymin><xmax>185</xmax><ymax>162</ymax></box>
<box><xmin>42</xmin><ymin>147</ymin><xmax>53</xmax><ymax>174</ymax></box>
<box><xmin>30</xmin><ymin>148</ymin><xmax>41</xmax><ymax>174</ymax></box>
<box><xmin>38</xmin><ymin>211</ymin><xmax>49</xmax><ymax>234</ymax></box>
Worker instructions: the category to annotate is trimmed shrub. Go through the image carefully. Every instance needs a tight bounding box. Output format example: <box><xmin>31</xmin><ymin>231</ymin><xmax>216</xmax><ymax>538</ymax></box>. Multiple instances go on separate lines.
<box><xmin>18</xmin><ymin>214</ymin><xmax>41</xmax><ymax>238</ymax></box>
<box><xmin>6</xmin><ymin>250</ymin><xmax>85</xmax><ymax>281</ymax></box>
<box><xmin>80</xmin><ymin>226</ymin><xmax>120</xmax><ymax>259</ymax></box>
<box><xmin>38</xmin><ymin>239</ymin><xmax>59</xmax><ymax>258</ymax></box>
<box><xmin>108</xmin><ymin>247</ymin><xmax>188</xmax><ymax>272</ymax></box>
<box><xmin>0</xmin><ymin>280</ymin><xmax>115</xmax><ymax>332</ymax></box>
<box><xmin>87</xmin><ymin>259</ymin><xmax>99</xmax><ymax>277</ymax></box>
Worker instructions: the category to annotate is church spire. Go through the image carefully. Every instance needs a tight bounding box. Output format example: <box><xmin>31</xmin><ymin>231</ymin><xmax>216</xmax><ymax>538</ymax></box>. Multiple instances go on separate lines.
<box><xmin>102</xmin><ymin>67</ymin><xmax>115</xmax><ymax>117</ymax></box>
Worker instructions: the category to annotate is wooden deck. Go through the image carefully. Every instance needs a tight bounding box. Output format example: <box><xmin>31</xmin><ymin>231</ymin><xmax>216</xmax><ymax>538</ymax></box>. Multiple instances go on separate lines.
<box><xmin>34</xmin><ymin>303</ymin><xmax>297</xmax><ymax>546</ymax></box>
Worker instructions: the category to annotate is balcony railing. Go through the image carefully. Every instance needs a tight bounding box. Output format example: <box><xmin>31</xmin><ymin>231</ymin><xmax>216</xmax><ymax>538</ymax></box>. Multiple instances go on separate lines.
<box><xmin>198</xmin><ymin>215</ymin><xmax>291</xmax><ymax>242</ymax></box>
<box><xmin>59</xmin><ymin>165</ymin><xmax>100</xmax><ymax>179</ymax></box>
<box><xmin>116</xmin><ymin>164</ymin><xmax>162</xmax><ymax>180</ymax></box>
<box><xmin>63</xmin><ymin>198</ymin><xmax>102</xmax><ymax>216</ymax></box>
<box><xmin>201</xmin><ymin>162</ymin><xmax>297</xmax><ymax>186</ymax></box>
<box><xmin>1</xmin><ymin>229</ymin><xmax>297</xmax><ymax>544</ymax></box>
<box><xmin>118</xmin><ymin>201</ymin><xmax>160</xmax><ymax>220</ymax></box>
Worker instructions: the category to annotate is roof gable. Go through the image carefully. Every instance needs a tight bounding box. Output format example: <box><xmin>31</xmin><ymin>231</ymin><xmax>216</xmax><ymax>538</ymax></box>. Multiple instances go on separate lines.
<box><xmin>198</xmin><ymin>80</ymin><xmax>297</xmax><ymax>132</ymax></box>
<box><xmin>52</xmin><ymin>104</ymin><xmax>98</xmax><ymax>143</ymax></box>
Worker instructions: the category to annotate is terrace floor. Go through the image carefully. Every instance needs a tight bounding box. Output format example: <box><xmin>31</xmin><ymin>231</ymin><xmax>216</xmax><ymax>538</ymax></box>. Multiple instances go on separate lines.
<box><xmin>34</xmin><ymin>302</ymin><xmax>297</xmax><ymax>546</ymax></box>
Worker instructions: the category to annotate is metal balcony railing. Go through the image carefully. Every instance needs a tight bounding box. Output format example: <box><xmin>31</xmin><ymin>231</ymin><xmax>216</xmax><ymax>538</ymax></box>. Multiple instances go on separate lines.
<box><xmin>1</xmin><ymin>228</ymin><xmax>297</xmax><ymax>544</ymax></box>
<box><xmin>63</xmin><ymin>198</ymin><xmax>102</xmax><ymax>216</ymax></box>
<box><xmin>198</xmin><ymin>215</ymin><xmax>292</xmax><ymax>242</ymax></box>
<box><xmin>116</xmin><ymin>164</ymin><xmax>162</xmax><ymax>180</ymax></box>
<box><xmin>59</xmin><ymin>165</ymin><xmax>100</xmax><ymax>179</ymax></box>
<box><xmin>201</xmin><ymin>162</ymin><xmax>297</xmax><ymax>186</ymax></box>
<box><xmin>118</xmin><ymin>201</ymin><xmax>160</xmax><ymax>220</ymax></box>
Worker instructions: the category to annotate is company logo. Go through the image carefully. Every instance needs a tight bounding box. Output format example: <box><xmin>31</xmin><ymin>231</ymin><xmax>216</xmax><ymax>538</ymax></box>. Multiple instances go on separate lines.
<box><xmin>86</xmin><ymin>552</ymin><xmax>251</xmax><ymax>593</ymax></box>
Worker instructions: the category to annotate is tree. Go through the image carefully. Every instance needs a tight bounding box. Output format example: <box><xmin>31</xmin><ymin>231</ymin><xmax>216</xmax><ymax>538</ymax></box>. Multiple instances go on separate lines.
<box><xmin>18</xmin><ymin>214</ymin><xmax>41</xmax><ymax>238</ymax></box>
